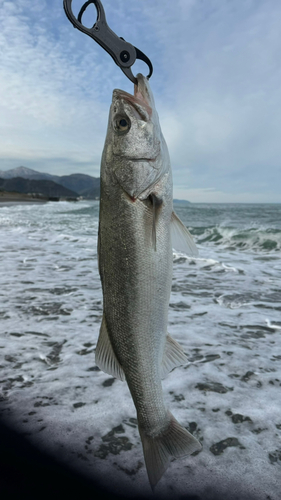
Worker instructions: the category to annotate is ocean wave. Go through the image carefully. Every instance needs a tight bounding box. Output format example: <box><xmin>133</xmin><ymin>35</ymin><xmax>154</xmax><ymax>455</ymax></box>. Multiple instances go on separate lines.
<box><xmin>191</xmin><ymin>225</ymin><xmax>281</xmax><ymax>252</ymax></box>
<box><xmin>172</xmin><ymin>252</ymin><xmax>242</xmax><ymax>274</ymax></box>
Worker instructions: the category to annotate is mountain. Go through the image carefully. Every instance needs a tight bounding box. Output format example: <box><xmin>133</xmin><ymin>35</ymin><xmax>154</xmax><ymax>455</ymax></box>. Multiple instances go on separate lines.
<box><xmin>0</xmin><ymin>167</ymin><xmax>100</xmax><ymax>199</ymax></box>
<box><xmin>0</xmin><ymin>166</ymin><xmax>59</xmax><ymax>181</ymax></box>
<box><xmin>173</xmin><ymin>199</ymin><xmax>191</xmax><ymax>205</ymax></box>
<box><xmin>0</xmin><ymin>168</ymin><xmax>191</xmax><ymax>203</ymax></box>
<box><xmin>0</xmin><ymin>177</ymin><xmax>78</xmax><ymax>199</ymax></box>
<box><xmin>57</xmin><ymin>174</ymin><xmax>100</xmax><ymax>199</ymax></box>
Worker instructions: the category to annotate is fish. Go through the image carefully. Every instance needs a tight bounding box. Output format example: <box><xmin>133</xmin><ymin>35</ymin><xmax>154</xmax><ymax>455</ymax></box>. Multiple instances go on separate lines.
<box><xmin>96</xmin><ymin>73</ymin><xmax>202</xmax><ymax>489</ymax></box>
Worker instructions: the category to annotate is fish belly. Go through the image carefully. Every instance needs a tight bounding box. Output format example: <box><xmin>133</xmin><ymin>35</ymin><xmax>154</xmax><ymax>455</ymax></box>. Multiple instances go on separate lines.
<box><xmin>98</xmin><ymin>176</ymin><xmax>202</xmax><ymax>489</ymax></box>
<box><xmin>99</xmin><ymin>182</ymin><xmax>172</xmax><ymax>434</ymax></box>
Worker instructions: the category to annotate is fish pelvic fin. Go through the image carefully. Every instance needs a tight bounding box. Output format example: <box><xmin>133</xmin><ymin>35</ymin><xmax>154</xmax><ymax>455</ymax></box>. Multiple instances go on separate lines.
<box><xmin>171</xmin><ymin>211</ymin><xmax>198</xmax><ymax>257</ymax></box>
<box><xmin>95</xmin><ymin>314</ymin><xmax>125</xmax><ymax>381</ymax></box>
<box><xmin>161</xmin><ymin>334</ymin><xmax>188</xmax><ymax>379</ymax></box>
<box><xmin>139</xmin><ymin>412</ymin><xmax>202</xmax><ymax>490</ymax></box>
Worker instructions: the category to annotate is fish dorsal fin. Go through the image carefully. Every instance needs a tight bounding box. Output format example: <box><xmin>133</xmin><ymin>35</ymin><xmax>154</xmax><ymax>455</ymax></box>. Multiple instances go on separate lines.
<box><xmin>161</xmin><ymin>334</ymin><xmax>188</xmax><ymax>379</ymax></box>
<box><xmin>95</xmin><ymin>315</ymin><xmax>125</xmax><ymax>381</ymax></box>
<box><xmin>171</xmin><ymin>211</ymin><xmax>198</xmax><ymax>257</ymax></box>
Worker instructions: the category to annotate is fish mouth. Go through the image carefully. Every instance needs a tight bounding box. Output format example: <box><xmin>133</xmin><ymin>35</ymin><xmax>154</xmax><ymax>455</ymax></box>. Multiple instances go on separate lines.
<box><xmin>113</xmin><ymin>89</ymin><xmax>152</xmax><ymax>120</ymax></box>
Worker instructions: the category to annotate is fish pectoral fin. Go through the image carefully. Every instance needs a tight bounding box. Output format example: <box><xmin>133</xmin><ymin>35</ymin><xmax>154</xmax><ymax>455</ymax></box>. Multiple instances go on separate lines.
<box><xmin>171</xmin><ymin>211</ymin><xmax>198</xmax><ymax>257</ymax></box>
<box><xmin>150</xmin><ymin>193</ymin><xmax>163</xmax><ymax>251</ymax></box>
<box><xmin>139</xmin><ymin>411</ymin><xmax>202</xmax><ymax>490</ymax></box>
<box><xmin>161</xmin><ymin>334</ymin><xmax>188</xmax><ymax>379</ymax></box>
<box><xmin>95</xmin><ymin>315</ymin><xmax>125</xmax><ymax>381</ymax></box>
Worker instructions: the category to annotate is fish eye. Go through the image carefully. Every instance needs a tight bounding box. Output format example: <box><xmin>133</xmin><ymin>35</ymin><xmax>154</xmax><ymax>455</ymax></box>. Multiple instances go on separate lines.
<box><xmin>115</xmin><ymin>116</ymin><xmax>130</xmax><ymax>134</ymax></box>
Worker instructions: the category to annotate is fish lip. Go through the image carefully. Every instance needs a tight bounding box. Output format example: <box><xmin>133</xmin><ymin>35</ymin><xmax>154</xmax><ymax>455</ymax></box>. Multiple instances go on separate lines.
<box><xmin>113</xmin><ymin>89</ymin><xmax>152</xmax><ymax>118</ymax></box>
<box><xmin>113</xmin><ymin>89</ymin><xmax>144</xmax><ymax>106</ymax></box>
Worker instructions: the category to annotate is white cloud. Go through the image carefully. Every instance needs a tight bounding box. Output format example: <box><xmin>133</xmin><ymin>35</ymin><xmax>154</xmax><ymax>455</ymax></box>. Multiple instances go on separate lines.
<box><xmin>0</xmin><ymin>0</ymin><xmax>280</xmax><ymax>200</ymax></box>
<box><xmin>0</xmin><ymin>0</ymin><xmax>111</xmax><ymax>175</ymax></box>
<box><xmin>173</xmin><ymin>186</ymin><xmax>281</xmax><ymax>204</ymax></box>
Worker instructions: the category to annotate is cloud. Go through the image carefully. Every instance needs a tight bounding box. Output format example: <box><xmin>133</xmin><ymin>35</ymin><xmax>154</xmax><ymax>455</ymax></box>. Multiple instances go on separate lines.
<box><xmin>173</xmin><ymin>186</ymin><xmax>280</xmax><ymax>204</ymax></box>
<box><xmin>0</xmin><ymin>0</ymin><xmax>280</xmax><ymax>200</ymax></box>
<box><xmin>0</xmin><ymin>0</ymin><xmax>111</xmax><ymax>175</ymax></box>
<box><xmin>151</xmin><ymin>0</ymin><xmax>281</xmax><ymax>201</ymax></box>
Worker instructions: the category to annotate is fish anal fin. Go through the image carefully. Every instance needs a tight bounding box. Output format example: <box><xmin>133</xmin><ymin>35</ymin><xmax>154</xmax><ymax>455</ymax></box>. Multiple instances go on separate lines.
<box><xmin>95</xmin><ymin>315</ymin><xmax>125</xmax><ymax>381</ymax></box>
<box><xmin>161</xmin><ymin>334</ymin><xmax>188</xmax><ymax>379</ymax></box>
<box><xmin>139</xmin><ymin>411</ymin><xmax>202</xmax><ymax>490</ymax></box>
<box><xmin>171</xmin><ymin>211</ymin><xmax>198</xmax><ymax>257</ymax></box>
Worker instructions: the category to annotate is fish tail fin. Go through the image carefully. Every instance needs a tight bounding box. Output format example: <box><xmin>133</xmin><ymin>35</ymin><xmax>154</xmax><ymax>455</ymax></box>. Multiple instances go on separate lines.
<box><xmin>139</xmin><ymin>411</ymin><xmax>202</xmax><ymax>490</ymax></box>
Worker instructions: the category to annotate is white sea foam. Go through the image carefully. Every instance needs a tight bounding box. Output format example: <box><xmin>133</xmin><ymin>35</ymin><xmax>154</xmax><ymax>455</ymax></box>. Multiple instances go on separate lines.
<box><xmin>194</xmin><ymin>224</ymin><xmax>281</xmax><ymax>252</ymax></box>
<box><xmin>173</xmin><ymin>251</ymin><xmax>241</xmax><ymax>274</ymax></box>
<box><xmin>265</xmin><ymin>319</ymin><xmax>281</xmax><ymax>330</ymax></box>
<box><xmin>0</xmin><ymin>201</ymin><xmax>280</xmax><ymax>499</ymax></box>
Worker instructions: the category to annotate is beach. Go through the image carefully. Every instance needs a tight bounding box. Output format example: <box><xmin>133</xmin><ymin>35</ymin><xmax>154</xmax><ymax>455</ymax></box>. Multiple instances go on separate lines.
<box><xmin>0</xmin><ymin>191</ymin><xmax>48</xmax><ymax>205</ymax></box>
<box><xmin>0</xmin><ymin>200</ymin><xmax>280</xmax><ymax>499</ymax></box>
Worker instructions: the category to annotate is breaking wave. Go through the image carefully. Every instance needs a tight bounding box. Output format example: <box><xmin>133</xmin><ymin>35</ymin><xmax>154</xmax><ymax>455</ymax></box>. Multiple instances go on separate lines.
<box><xmin>191</xmin><ymin>225</ymin><xmax>281</xmax><ymax>252</ymax></box>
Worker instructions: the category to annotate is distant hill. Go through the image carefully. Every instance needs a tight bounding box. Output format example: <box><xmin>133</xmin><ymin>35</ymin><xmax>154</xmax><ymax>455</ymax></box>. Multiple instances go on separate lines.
<box><xmin>0</xmin><ymin>177</ymin><xmax>78</xmax><ymax>199</ymax></box>
<box><xmin>0</xmin><ymin>167</ymin><xmax>100</xmax><ymax>199</ymax></box>
<box><xmin>173</xmin><ymin>199</ymin><xmax>191</xmax><ymax>205</ymax></box>
<box><xmin>58</xmin><ymin>174</ymin><xmax>100</xmax><ymax>199</ymax></box>
<box><xmin>0</xmin><ymin>168</ymin><xmax>192</xmax><ymax>203</ymax></box>
<box><xmin>0</xmin><ymin>166</ymin><xmax>58</xmax><ymax>181</ymax></box>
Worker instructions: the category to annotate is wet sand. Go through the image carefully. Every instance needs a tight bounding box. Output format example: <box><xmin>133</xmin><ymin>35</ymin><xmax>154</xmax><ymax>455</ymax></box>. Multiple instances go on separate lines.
<box><xmin>0</xmin><ymin>191</ymin><xmax>48</xmax><ymax>205</ymax></box>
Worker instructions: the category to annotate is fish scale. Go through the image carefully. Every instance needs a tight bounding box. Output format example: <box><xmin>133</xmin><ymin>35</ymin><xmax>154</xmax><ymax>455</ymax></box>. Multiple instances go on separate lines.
<box><xmin>96</xmin><ymin>73</ymin><xmax>201</xmax><ymax>489</ymax></box>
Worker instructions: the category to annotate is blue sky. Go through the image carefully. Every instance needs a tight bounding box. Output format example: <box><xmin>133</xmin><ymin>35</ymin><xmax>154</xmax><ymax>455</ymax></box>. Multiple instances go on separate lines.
<box><xmin>0</xmin><ymin>0</ymin><xmax>280</xmax><ymax>202</ymax></box>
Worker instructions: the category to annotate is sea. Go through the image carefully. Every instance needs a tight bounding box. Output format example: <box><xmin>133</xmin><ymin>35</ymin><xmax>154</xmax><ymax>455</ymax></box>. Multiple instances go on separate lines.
<box><xmin>0</xmin><ymin>201</ymin><xmax>280</xmax><ymax>500</ymax></box>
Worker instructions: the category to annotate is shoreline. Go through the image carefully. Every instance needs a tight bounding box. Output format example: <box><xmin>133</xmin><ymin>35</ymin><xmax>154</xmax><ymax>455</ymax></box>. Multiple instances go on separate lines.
<box><xmin>0</xmin><ymin>191</ymin><xmax>79</xmax><ymax>206</ymax></box>
<box><xmin>0</xmin><ymin>195</ymin><xmax>48</xmax><ymax>207</ymax></box>
<box><xmin>0</xmin><ymin>200</ymin><xmax>48</xmax><ymax>206</ymax></box>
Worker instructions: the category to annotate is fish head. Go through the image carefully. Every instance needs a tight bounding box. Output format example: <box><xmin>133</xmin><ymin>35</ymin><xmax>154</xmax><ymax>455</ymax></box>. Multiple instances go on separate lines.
<box><xmin>103</xmin><ymin>74</ymin><xmax>170</xmax><ymax>200</ymax></box>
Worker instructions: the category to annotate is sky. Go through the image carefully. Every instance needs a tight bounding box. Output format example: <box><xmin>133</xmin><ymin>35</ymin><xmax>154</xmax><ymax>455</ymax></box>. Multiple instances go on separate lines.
<box><xmin>0</xmin><ymin>0</ymin><xmax>280</xmax><ymax>203</ymax></box>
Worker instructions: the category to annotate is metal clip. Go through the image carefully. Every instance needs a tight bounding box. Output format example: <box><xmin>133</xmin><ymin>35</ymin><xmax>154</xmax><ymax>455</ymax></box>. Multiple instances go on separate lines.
<box><xmin>63</xmin><ymin>0</ymin><xmax>153</xmax><ymax>84</ymax></box>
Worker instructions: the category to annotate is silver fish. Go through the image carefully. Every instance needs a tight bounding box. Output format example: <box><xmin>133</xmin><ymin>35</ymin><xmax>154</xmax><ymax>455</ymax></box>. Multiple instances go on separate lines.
<box><xmin>96</xmin><ymin>74</ymin><xmax>201</xmax><ymax>489</ymax></box>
